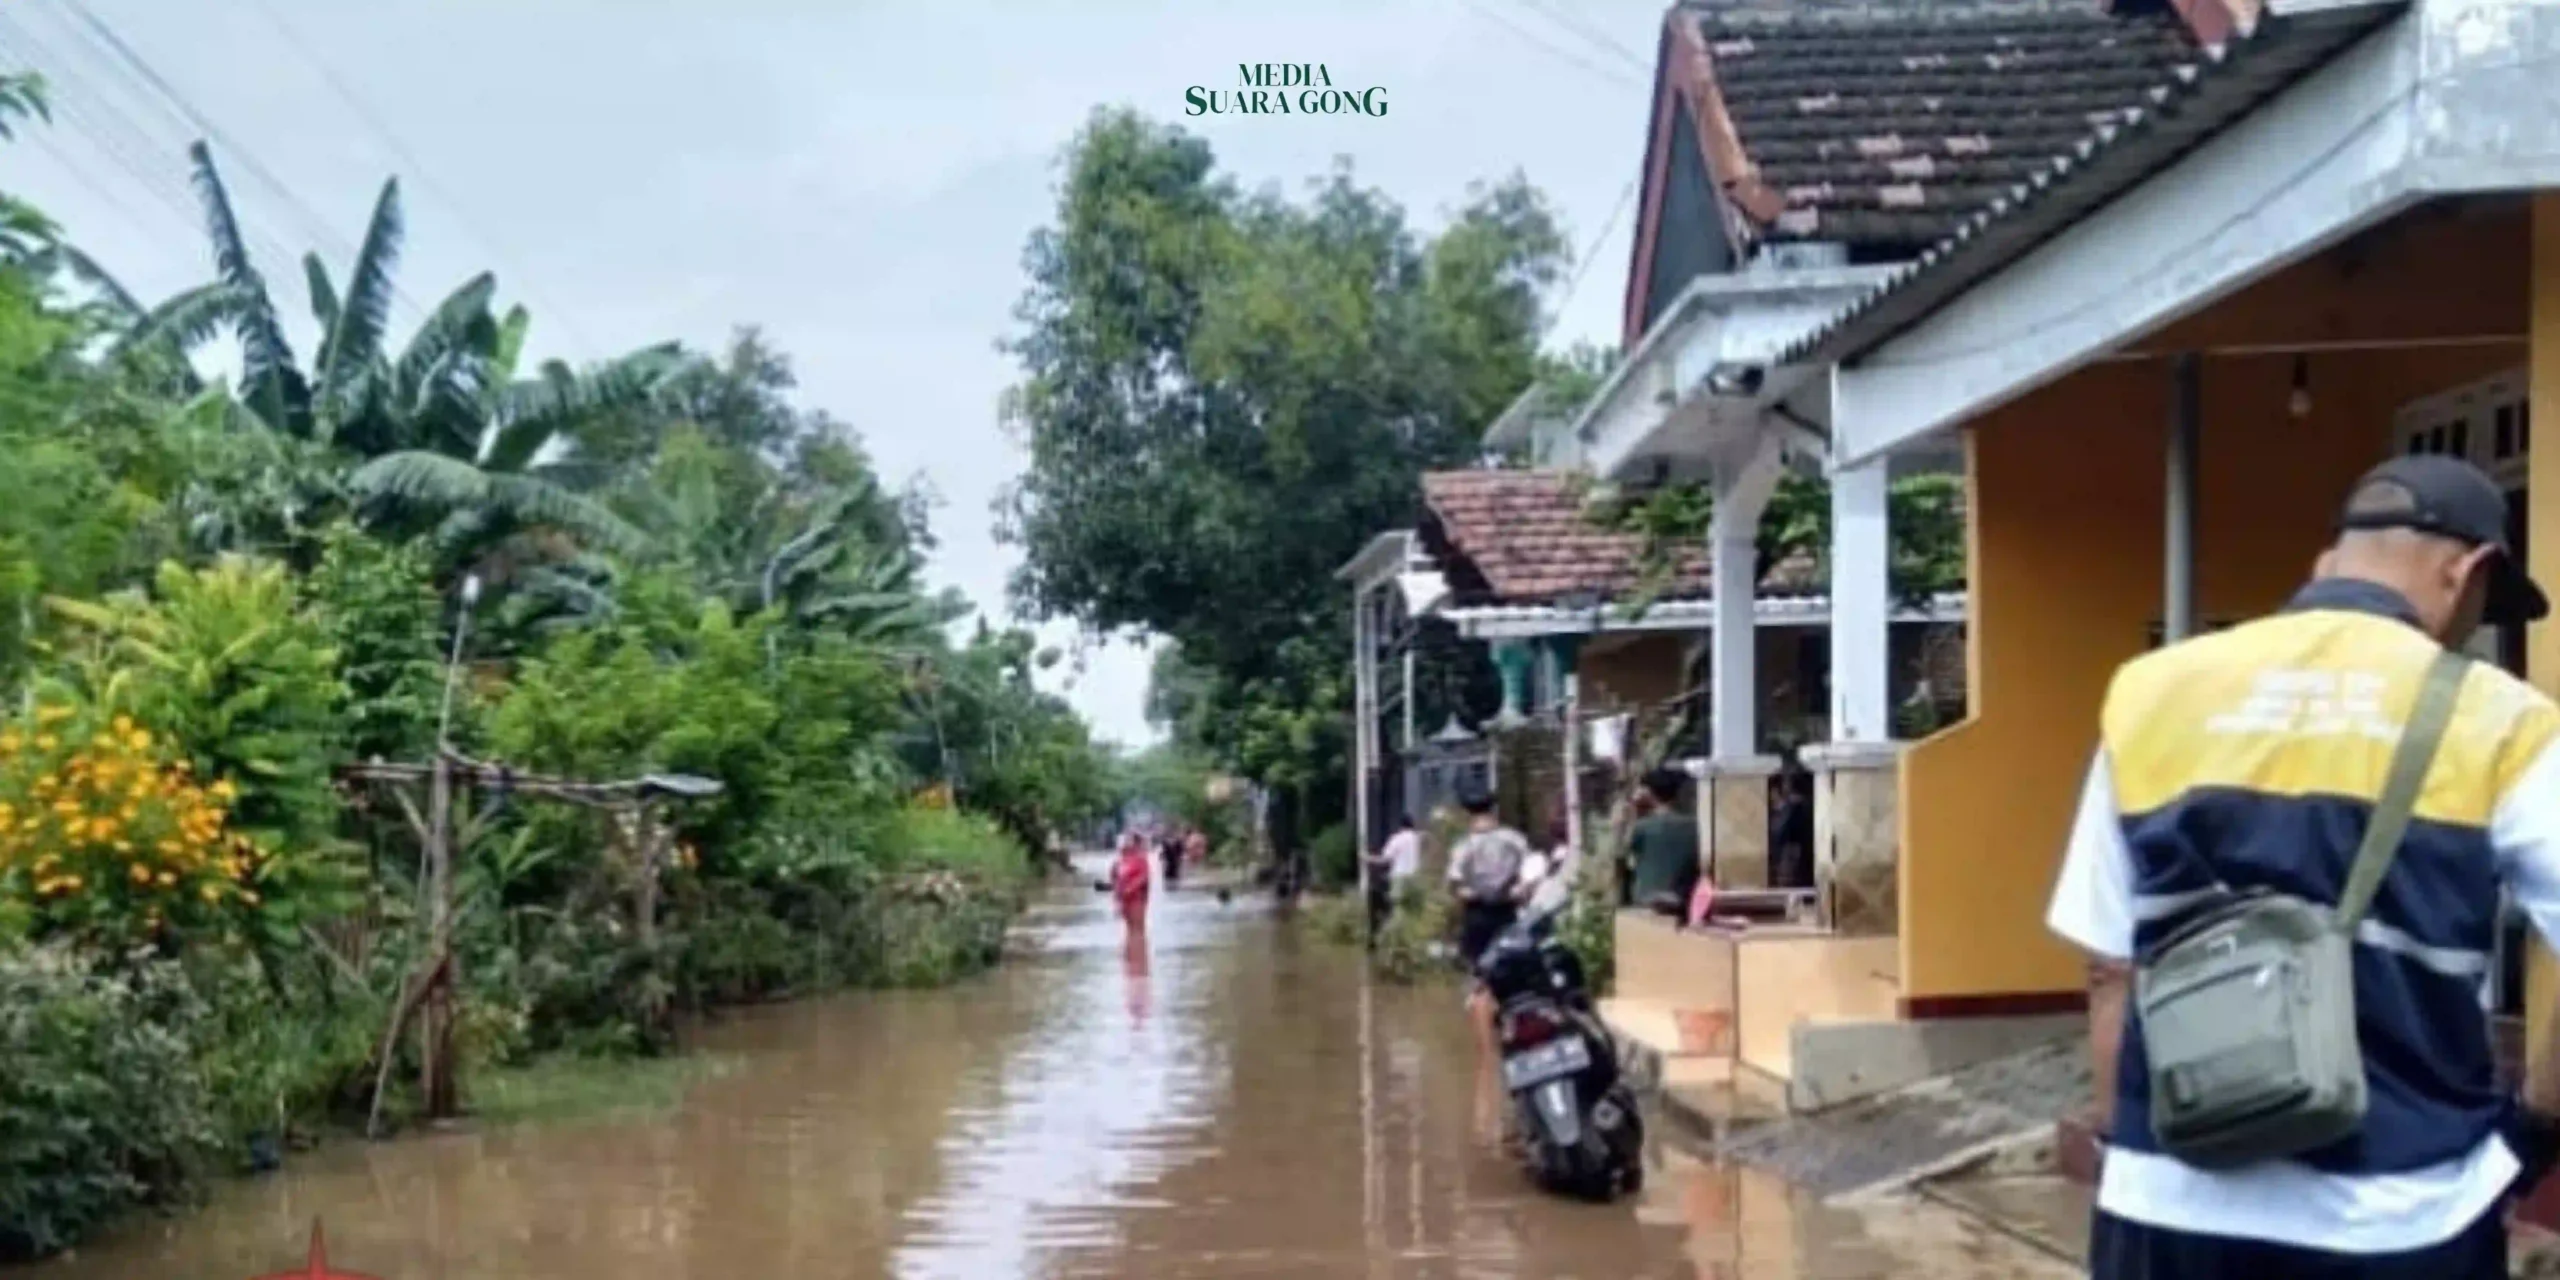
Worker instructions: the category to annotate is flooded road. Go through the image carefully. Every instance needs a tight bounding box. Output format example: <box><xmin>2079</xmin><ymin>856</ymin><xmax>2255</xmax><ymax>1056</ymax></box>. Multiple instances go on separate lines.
<box><xmin>42</xmin><ymin>863</ymin><xmax>2072</xmax><ymax>1279</ymax></box>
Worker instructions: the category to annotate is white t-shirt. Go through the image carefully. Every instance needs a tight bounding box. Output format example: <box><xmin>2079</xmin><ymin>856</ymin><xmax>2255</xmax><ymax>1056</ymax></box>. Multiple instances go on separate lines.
<box><xmin>1523</xmin><ymin>843</ymin><xmax>1579</xmax><ymax>918</ymax></box>
<box><xmin>1380</xmin><ymin>829</ymin><xmax>1421</xmax><ymax>882</ymax></box>
<box><xmin>2047</xmin><ymin>743</ymin><xmax>2560</xmax><ymax>1253</ymax></box>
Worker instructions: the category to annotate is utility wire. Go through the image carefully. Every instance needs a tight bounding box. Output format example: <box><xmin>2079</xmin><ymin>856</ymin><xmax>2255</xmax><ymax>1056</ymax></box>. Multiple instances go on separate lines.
<box><xmin>248</xmin><ymin>0</ymin><xmax>605</xmax><ymax>360</ymax></box>
<box><xmin>1544</xmin><ymin>179</ymin><xmax>1638</xmax><ymax>345</ymax></box>
<box><xmin>54</xmin><ymin>0</ymin><xmax>428</xmax><ymax>324</ymax></box>
<box><xmin>1511</xmin><ymin>0</ymin><xmax>1652</xmax><ymax>76</ymax></box>
<box><xmin>2</xmin><ymin>3</ymin><xmax>316</xmax><ymax>317</ymax></box>
<box><xmin>0</xmin><ymin>13</ymin><xmax>242</xmax><ymax>258</ymax></box>
<box><xmin>1455</xmin><ymin>0</ymin><xmax>1640</xmax><ymax>91</ymax></box>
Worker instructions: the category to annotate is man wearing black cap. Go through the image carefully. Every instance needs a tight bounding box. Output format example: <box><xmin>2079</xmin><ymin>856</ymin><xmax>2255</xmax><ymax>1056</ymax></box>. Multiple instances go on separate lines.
<box><xmin>2047</xmin><ymin>454</ymin><xmax>2560</xmax><ymax>1277</ymax></box>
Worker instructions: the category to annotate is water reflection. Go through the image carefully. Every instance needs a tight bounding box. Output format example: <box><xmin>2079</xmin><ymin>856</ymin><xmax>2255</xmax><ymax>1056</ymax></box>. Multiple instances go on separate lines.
<box><xmin>35</xmin><ymin>860</ymin><xmax>2070</xmax><ymax>1280</ymax></box>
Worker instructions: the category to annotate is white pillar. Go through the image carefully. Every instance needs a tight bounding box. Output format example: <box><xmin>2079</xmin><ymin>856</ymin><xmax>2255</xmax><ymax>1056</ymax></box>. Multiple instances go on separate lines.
<box><xmin>1709</xmin><ymin>437</ymin><xmax>1783</xmax><ymax>759</ymax></box>
<box><xmin>1710</xmin><ymin>525</ymin><xmax>1759</xmax><ymax>758</ymax></box>
<box><xmin>1561</xmin><ymin>661</ymin><xmax>1583</xmax><ymax>859</ymax></box>
<box><xmin>1830</xmin><ymin>455</ymin><xmax>1891</xmax><ymax>743</ymax></box>
<box><xmin>1352</xmin><ymin>586</ymin><xmax>1374</xmax><ymax>864</ymax></box>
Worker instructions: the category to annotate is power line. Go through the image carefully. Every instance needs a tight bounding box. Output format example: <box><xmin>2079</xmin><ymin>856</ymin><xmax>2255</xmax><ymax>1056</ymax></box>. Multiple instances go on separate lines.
<box><xmin>1544</xmin><ymin>179</ymin><xmax>1637</xmax><ymax>344</ymax></box>
<box><xmin>247</xmin><ymin>0</ymin><xmax>605</xmax><ymax>360</ymax></box>
<box><xmin>1511</xmin><ymin>0</ymin><xmax>1651</xmax><ymax>76</ymax></box>
<box><xmin>0</xmin><ymin>12</ymin><xmax>247</xmax><ymax>259</ymax></box>
<box><xmin>52</xmin><ymin>0</ymin><xmax>427</xmax><ymax>324</ymax></box>
<box><xmin>1455</xmin><ymin>0</ymin><xmax>1640</xmax><ymax>91</ymax></box>
<box><xmin>2</xmin><ymin>2</ymin><xmax>318</xmax><ymax>319</ymax></box>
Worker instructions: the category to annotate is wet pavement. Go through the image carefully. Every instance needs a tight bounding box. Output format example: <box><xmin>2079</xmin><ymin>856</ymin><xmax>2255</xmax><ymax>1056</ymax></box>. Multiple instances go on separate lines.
<box><xmin>37</xmin><ymin>860</ymin><xmax>2075</xmax><ymax>1279</ymax></box>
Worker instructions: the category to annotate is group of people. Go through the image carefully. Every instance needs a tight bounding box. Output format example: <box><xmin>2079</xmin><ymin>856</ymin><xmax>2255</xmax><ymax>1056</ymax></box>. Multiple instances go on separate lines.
<box><xmin>1361</xmin><ymin>786</ymin><xmax>1583</xmax><ymax>959</ymax></box>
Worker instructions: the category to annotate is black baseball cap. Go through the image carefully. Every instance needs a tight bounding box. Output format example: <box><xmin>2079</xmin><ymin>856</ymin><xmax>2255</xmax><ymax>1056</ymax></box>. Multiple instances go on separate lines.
<box><xmin>2337</xmin><ymin>454</ymin><xmax>2549</xmax><ymax>626</ymax></box>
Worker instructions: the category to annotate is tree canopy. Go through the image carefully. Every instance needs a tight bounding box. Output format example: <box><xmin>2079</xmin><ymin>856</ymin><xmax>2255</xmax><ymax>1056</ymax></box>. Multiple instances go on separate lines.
<box><xmin>999</xmin><ymin>109</ymin><xmax>1571</xmax><ymax>827</ymax></box>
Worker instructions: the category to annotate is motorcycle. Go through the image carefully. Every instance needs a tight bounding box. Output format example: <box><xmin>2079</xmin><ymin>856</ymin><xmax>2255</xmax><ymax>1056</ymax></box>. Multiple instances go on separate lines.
<box><xmin>1474</xmin><ymin>907</ymin><xmax>1645</xmax><ymax>1200</ymax></box>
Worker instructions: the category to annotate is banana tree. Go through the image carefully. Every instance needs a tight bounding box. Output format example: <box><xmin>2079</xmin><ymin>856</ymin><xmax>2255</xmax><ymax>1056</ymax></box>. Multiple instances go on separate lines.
<box><xmin>106</xmin><ymin>142</ymin><xmax>684</xmax><ymax>576</ymax></box>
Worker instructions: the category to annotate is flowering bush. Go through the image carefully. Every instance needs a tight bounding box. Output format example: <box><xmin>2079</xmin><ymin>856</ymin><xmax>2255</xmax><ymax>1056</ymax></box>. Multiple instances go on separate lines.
<box><xmin>0</xmin><ymin>705</ymin><xmax>266</xmax><ymax>949</ymax></box>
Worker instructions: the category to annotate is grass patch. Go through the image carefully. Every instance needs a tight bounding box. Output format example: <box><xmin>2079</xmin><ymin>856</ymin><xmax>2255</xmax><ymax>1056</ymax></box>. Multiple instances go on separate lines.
<box><xmin>1299</xmin><ymin>892</ymin><xmax>1366</xmax><ymax>946</ymax></box>
<box><xmin>466</xmin><ymin>1051</ymin><xmax>739</xmax><ymax>1128</ymax></box>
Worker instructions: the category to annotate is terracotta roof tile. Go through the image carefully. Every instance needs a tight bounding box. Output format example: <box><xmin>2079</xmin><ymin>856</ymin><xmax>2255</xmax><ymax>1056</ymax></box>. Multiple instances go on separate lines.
<box><xmin>1686</xmin><ymin>0</ymin><xmax>2200</xmax><ymax>253</ymax></box>
<box><xmin>1419</xmin><ymin>469</ymin><xmax>1821</xmax><ymax>607</ymax></box>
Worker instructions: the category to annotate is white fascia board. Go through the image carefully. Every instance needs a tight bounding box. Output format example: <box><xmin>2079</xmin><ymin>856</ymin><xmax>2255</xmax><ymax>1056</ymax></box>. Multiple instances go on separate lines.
<box><xmin>1336</xmin><ymin>529</ymin><xmax>1414</xmax><ymax>586</ymax></box>
<box><xmin>1442</xmin><ymin>591</ymin><xmax>1966</xmax><ymax>640</ymax></box>
<box><xmin>1582</xmin><ymin>267</ymin><xmax>1901</xmax><ymax>480</ymax></box>
<box><xmin>1830</xmin><ymin>15</ymin><xmax>2424</xmax><ymax>465</ymax></box>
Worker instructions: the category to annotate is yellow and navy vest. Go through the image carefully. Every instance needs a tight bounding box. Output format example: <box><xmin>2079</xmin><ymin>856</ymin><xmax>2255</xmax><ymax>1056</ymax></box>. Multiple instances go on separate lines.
<box><xmin>2101</xmin><ymin>578</ymin><xmax>2560</xmax><ymax>1173</ymax></box>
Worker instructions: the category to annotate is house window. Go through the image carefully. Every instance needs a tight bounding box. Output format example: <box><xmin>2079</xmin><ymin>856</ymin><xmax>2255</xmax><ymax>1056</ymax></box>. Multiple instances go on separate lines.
<box><xmin>2496</xmin><ymin>405</ymin><xmax>2517</xmax><ymax>460</ymax></box>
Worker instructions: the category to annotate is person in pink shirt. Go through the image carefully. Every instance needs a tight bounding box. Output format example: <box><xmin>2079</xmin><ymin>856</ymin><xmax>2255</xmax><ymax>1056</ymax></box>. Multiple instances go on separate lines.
<box><xmin>1111</xmin><ymin>833</ymin><xmax>1152</xmax><ymax>940</ymax></box>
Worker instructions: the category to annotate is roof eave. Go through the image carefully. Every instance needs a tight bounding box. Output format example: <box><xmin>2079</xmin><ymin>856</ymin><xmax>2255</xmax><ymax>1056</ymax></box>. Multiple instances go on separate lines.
<box><xmin>1778</xmin><ymin>0</ymin><xmax>2409</xmax><ymax>372</ymax></box>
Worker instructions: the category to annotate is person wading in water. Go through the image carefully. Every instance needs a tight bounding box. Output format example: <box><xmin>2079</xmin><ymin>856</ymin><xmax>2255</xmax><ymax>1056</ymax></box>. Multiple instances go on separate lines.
<box><xmin>1112</xmin><ymin>833</ymin><xmax>1152</xmax><ymax>943</ymax></box>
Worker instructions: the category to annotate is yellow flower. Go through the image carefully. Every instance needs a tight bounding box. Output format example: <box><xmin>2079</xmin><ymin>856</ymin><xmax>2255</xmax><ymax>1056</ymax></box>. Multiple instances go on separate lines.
<box><xmin>208</xmin><ymin>779</ymin><xmax>237</xmax><ymax>802</ymax></box>
<box><xmin>197</xmin><ymin>883</ymin><xmax>223</xmax><ymax>904</ymax></box>
<box><xmin>239</xmin><ymin>889</ymin><xmax>260</xmax><ymax>906</ymax></box>
<box><xmin>90</xmin><ymin>817</ymin><xmax>118</xmax><ymax>841</ymax></box>
<box><xmin>128</xmin><ymin>863</ymin><xmax>150</xmax><ymax>885</ymax></box>
<box><xmin>34</xmin><ymin>704</ymin><xmax>69</xmax><ymax>725</ymax></box>
<box><xmin>60</xmin><ymin>816</ymin><xmax>85</xmax><ymax>840</ymax></box>
<box><xmin>31</xmin><ymin>734</ymin><xmax>54</xmax><ymax>751</ymax></box>
<box><xmin>154</xmin><ymin>870</ymin><xmax>175</xmax><ymax>888</ymax></box>
<box><xmin>125</xmin><ymin>729</ymin><xmax>151</xmax><ymax>752</ymax></box>
<box><xmin>0</xmin><ymin>731</ymin><xmax>20</xmax><ymax>753</ymax></box>
<box><xmin>58</xmin><ymin>874</ymin><xmax>81</xmax><ymax>892</ymax></box>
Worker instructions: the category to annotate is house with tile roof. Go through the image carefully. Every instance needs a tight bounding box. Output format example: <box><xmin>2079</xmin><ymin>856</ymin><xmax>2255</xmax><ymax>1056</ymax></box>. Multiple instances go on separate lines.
<box><xmin>1555</xmin><ymin>0</ymin><xmax>2560</xmax><ymax>1150</ymax></box>
<box><xmin>1338</xmin><ymin>449</ymin><xmax>1966</xmax><ymax>883</ymax></box>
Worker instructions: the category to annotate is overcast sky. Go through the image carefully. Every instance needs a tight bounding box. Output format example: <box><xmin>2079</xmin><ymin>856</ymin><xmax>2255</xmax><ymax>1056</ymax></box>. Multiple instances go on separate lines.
<box><xmin>0</xmin><ymin>0</ymin><xmax>1666</xmax><ymax>748</ymax></box>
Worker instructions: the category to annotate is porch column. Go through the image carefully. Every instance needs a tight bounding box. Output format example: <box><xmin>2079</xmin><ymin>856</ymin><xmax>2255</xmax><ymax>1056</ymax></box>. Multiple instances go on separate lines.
<box><xmin>2523</xmin><ymin>195</ymin><xmax>2560</xmax><ymax>1193</ymax></box>
<box><xmin>1491</xmin><ymin>640</ymin><xmax>1533</xmax><ymax>727</ymax></box>
<box><xmin>1550</xmin><ymin>634</ymin><xmax>1584</xmax><ymax>862</ymax></box>
<box><xmin>1702</xmin><ymin>442</ymin><xmax>1782</xmax><ymax>889</ymax></box>
<box><xmin>2165</xmin><ymin>353</ymin><xmax>2201</xmax><ymax>643</ymax></box>
<box><xmin>1804</xmin><ymin>454</ymin><xmax>1898</xmax><ymax>934</ymax></box>
<box><xmin>1828</xmin><ymin>456</ymin><xmax>1891</xmax><ymax>743</ymax></box>
<box><xmin>1352</xmin><ymin>585</ymin><xmax>1375</xmax><ymax>863</ymax></box>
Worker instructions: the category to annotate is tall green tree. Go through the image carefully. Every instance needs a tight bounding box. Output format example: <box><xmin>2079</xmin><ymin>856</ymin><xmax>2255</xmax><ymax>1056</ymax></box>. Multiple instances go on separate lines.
<box><xmin>999</xmin><ymin>109</ymin><xmax>1567</xmax><ymax>832</ymax></box>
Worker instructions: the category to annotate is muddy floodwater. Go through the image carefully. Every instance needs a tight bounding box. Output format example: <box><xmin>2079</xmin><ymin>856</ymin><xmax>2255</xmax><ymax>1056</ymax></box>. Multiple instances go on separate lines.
<box><xmin>41</xmin><ymin>861</ymin><xmax>2072</xmax><ymax>1279</ymax></box>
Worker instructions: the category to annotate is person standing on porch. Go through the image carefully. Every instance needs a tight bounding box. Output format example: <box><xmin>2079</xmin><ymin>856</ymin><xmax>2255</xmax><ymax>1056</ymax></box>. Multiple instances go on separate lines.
<box><xmin>2047</xmin><ymin>455</ymin><xmax>2560</xmax><ymax>1278</ymax></box>
<box><xmin>1625</xmin><ymin>768</ymin><xmax>1699</xmax><ymax>916</ymax></box>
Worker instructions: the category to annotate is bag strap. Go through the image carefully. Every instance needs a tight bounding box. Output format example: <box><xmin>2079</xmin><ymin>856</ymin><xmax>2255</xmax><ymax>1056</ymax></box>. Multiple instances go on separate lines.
<box><xmin>2336</xmin><ymin>649</ymin><xmax>2472</xmax><ymax>928</ymax></box>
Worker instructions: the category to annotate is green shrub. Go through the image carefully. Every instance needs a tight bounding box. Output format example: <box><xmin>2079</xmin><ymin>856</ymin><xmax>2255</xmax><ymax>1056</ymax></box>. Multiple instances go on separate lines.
<box><xmin>1373</xmin><ymin>881</ymin><xmax>1455</xmax><ymax>985</ymax></box>
<box><xmin>185</xmin><ymin>949</ymin><xmax>383</xmax><ymax>1154</ymax></box>
<box><xmin>0</xmin><ymin>944</ymin><xmax>220</xmax><ymax>1261</ymax></box>
<box><xmin>1308</xmin><ymin>822</ymin><xmax>1355</xmax><ymax>891</ymax></box>
<box><xmin>1555</xmin><ymin>855</ymin><xmax>1616</xmax><ymax>995</ymax></box>
<box><xmin>1300</xmin><ymin>891</ymin><xmax>1364</xmax><ymax>946</ymax></box>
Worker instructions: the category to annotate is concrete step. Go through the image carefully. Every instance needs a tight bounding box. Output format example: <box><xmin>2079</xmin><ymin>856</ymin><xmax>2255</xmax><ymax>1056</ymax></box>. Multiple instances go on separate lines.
<box><xmin>1599</xmin><ymin>994</ymin><xmax>1735</xmax><ymax>1059</ymax></box>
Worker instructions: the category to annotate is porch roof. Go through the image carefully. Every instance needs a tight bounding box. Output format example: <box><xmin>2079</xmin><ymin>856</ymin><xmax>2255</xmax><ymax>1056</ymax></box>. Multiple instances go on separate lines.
<box><xmin>1823</xmin><ymin>0</ymin><xmax>2560</xmax><ymax>464</ymax></box>
<box><xmin>1777</xmin><ymin>0</ymin><xmax>2406</xmax><ymax>371</ymax></box>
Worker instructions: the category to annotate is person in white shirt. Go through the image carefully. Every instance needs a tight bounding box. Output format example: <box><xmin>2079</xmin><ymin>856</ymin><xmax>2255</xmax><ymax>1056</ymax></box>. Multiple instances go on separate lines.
<box><xmin>1366</xmin><ymin>813</ymin><xmax>1422</xmax><ymax>943</ymax></box>
<box><xmin>2047</xmin><ymin>456</ymin><xmax>2560</xmax><ymax>1278</ymax></box>
<box><xmin>1519</xmin><ymin>815</ymin><xmax>1579</xmax><ymax>922</ymax></box>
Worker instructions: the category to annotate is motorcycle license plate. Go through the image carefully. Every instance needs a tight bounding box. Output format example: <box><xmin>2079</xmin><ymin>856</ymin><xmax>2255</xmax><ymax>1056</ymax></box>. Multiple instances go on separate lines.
<box><xmin>1502</xmin><ymin>1035</ymin><xmax>1592</xmax><ymax>1090</ymax></box>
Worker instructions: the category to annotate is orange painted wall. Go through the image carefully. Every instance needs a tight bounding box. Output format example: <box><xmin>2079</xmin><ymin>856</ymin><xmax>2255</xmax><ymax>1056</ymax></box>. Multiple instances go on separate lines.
<box><xmin>1898</xmin><ymin>342</ymin><xmax>2522</xmax><ymax>1003</ymax></box>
